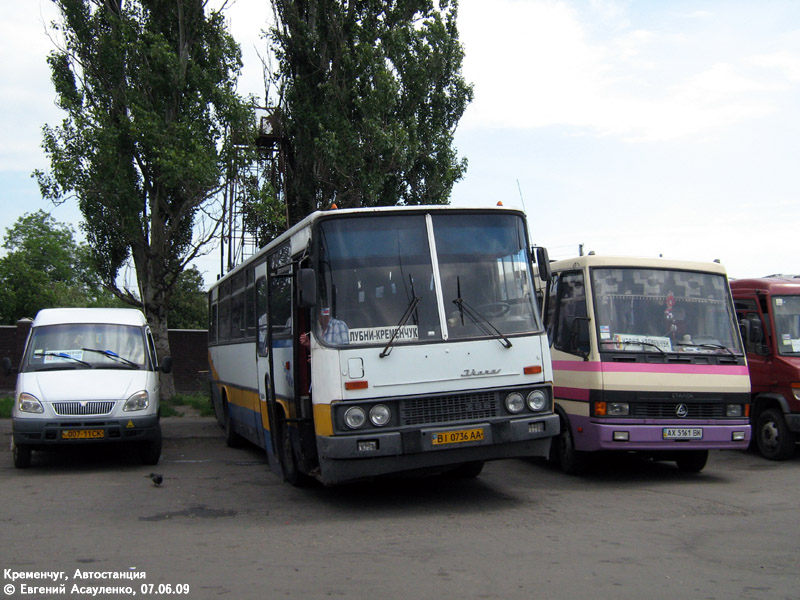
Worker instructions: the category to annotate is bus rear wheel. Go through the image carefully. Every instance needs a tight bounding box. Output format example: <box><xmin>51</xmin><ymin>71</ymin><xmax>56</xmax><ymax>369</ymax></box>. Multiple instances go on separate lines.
<box><xmin>223</xmin><ymin>399</ymin><xmax>243</xmax><ymax>448</ymax></box>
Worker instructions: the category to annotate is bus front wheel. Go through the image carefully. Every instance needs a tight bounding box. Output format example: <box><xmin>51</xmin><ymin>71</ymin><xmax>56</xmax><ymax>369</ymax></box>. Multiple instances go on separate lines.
<box><xmin>756</xmin><ymin>408</ymin><xmax>795</xmax><ymax>461</ymax></box>
<box><xmin>675</xmin><ymin>450</ymin><xmax>708</xmax><ymax>473</ymax></box>
<box><xmin>550</xmin><ymin>414</ymin><xmax>588</xmax><ymax>475</ymax></box>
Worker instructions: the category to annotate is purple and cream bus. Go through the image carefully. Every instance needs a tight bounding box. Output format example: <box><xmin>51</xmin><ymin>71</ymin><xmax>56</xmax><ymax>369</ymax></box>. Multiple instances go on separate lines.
<box><xmin>540</xmin><ymin>255</ymin><xmax>750</xmax><ymax>474</ymax></box>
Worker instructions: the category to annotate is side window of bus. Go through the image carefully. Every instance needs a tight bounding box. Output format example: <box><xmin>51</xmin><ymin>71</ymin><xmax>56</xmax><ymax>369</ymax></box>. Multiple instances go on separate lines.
<box><xmin>553</xmin><ymin>271</ymin><xmax>588</xmax><ymax>355</ymax></box>
<box><xmin>256</xmin><ymin>276</ymin><xmax>268</xmax><ymax>356</ymax></box>
<box><xmin>735</xmin><ymin>298</ymin><xmax>767</xmax><ymax>355</ymax></box>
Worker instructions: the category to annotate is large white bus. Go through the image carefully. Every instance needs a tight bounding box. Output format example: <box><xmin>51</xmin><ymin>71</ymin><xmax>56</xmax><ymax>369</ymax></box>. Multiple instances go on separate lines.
<box><xmin>540</xmin><ymin>255</ymin><xmax>750</xmax><ymax>474</ymax></box>
<box><xmin>207</xmin><ymin>206</ymin><xmax>558</xmax><ymax>485</ymax></box>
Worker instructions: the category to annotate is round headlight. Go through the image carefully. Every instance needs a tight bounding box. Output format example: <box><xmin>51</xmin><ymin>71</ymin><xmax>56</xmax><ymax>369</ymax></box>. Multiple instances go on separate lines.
<box><xmin>369</xmin><ymin>404</ymin><xmax>391</xmax><ymax>427</ymax></box>
<box><xmin>527</xmin><ymin>390</ymin><xmax>547</xmax><ymax>412</ymax></box>
<box><xmin>344</xmin><ymin>406</ymin><xmax>367</xmax><ymax>429</ymax></box>
<box><xmin>505</xmin><ymin>392</ymin><xmax>525</xmax><ymax>414</ymax></box>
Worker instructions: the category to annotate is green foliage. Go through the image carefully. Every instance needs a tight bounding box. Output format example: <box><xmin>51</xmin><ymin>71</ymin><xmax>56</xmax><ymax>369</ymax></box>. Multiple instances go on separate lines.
<box><xmin>161</xmin><ymin>392</ymin><xmax>214</xmax><ymax>417</ymax></box>
<box><xmin>0</xmin><ymin>211</ymin><xmax>118</xmax><ymax>324</ymax></box>
<box><xmin>34</xmin><ymin>1</ymin><xmax>255</xmax><ymax>395</ymax></box>
<box><xmin>167</xmin><ymin>266</ymin><xmax>208</xmax><ymax>329</ymax></box>
<box><xmin>0</xmin><ymin>397</ymin><xmax>13</xmax><ymax>419</ymax></box>
<box><xmin>271</xmin><ymin>0</ymin><xmax>473</xmax><ymax>225</ymax></box>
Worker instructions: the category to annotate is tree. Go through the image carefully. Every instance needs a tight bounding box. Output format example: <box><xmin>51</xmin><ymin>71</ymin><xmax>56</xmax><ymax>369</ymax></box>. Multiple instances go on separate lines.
<box><xmin>35</xmin><ymin>0</ymin><xmax>254</xmax><ymax>396</ymax></box>
<box><xmin>0</xmin><ymin>211</ymin><xmax>115</xmax><ymax>324</ymax></box>
<box><xmin>167</xmin><ymin>266</ymin><xmax>208</xmax><ymax>329</ymax></box>
<box><xmin>270</xmin><ymin>0</ymin><xmax>473</xmax><ymax>226</ymax></box>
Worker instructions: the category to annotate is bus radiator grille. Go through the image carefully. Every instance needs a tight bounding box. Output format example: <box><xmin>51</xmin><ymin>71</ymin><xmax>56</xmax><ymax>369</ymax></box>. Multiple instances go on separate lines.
<box><xmin>52</xmin><ymin>401</ymin><xmax>116</xmax><ymax>416</ymax></box>
<box><xmin>632</xmin><ymin>403</ymin><xmax>725</xmax><ymax>418</ymax></box>
<box><xmin>400</xmin><ymin>393</ymin><xmax>499</xmax><ymax>426</ymax></box>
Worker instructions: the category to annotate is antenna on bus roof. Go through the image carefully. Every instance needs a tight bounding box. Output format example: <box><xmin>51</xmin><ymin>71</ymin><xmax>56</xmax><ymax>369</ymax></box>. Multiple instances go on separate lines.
<box><xmin>516</xmin><ymin>179</ymin><xmax>528</xmax><ymax>215</ymax></box>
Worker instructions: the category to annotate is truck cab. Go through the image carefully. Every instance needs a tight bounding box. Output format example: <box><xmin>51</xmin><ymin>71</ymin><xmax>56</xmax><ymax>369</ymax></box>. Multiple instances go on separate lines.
<box><xmin>731</xmin><ymin>276</ymin><xmax>800</xmax><ymax>459</ymax></box>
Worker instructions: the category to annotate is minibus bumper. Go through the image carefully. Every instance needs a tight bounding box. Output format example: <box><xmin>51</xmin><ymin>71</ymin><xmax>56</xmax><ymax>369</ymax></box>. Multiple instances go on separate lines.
<box><xmin>12</xmin><ymin>415</ymin><xmax>161</xmax><ymax>447</ymax></box>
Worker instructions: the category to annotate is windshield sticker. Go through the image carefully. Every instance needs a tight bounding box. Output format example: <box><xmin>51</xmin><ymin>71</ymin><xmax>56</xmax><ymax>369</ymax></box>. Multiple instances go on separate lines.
<box><xmin>793</xmin><ymin>339</ymin><xmax>800</xmax><ymax>352</ymax></box>
<box><xmin>349</xmin><ymin>326</ymin><xmax>419</xmax><ymax>344</ymax></box>
<box><xmin>782</xmin><ymin>334</ymin><xmax>791</xmax><ymax>345</ymax></box>
<box><xmin>40</xmin><ymin>349</ymin><xmax>84</xmax><ymax>363</ymax></box>
<box><xmin>612</xmin><ymin>334</ymin><xmax>673</xmax><ymax>352</ymax></box>
<box><xmin>599</xmin><ymin>325</ymin><xmax>611</xmax><ymax>340</ymax></box>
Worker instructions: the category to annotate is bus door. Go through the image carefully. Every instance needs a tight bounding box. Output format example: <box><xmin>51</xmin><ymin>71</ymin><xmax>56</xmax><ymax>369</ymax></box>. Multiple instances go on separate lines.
<box><xmin>735</xmin><ymin>293</ymin><xmax>771</xmax><ymax>396</ymax></box>
<box><xmin>255</xmin><ymin>273</ymin><xmax>274</xmax><ymax>454</ymax></box>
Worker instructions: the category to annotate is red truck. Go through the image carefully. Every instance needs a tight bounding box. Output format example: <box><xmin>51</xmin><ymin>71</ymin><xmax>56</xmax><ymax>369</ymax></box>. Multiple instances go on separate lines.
<box><xmin>731</xmin><ymin>276</ymin><xmax>800</xmax><ymax>459</ymax></box>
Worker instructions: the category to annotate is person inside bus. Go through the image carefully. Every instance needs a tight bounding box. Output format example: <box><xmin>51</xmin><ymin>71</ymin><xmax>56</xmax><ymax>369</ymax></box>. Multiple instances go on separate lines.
<box><xmin>300</xmin><ymin>307</ymin><xmax>350</xmax><ymax>348</ymax></box>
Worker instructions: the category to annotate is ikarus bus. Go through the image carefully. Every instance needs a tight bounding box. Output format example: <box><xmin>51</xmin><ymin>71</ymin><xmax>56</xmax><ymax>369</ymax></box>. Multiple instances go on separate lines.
<box><xmin>207</xmin><ymin>206</ymin><xmax>559</xmax><ymax>485</ymax></box>
<box><xmin>540</xmin><ymin>255</ymin><xmax>750</xmax><ymax>474</ymax></box>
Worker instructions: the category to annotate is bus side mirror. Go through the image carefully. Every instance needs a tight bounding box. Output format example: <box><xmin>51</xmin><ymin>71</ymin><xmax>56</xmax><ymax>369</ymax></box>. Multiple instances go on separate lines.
<box><xmin>298</xmin><ymin>268</ymin><xmax>316</xmax><ymax>309</ymax></box>
<box><xmin>159</xmin><ymin>356</ymin><xmax>173</xmax><ymax>374</ymax></box>
<box><xmin>534</xmin><ymin>247</ymin><xmax>551</xmax><ymax>282</ymax></box>
<box><xmin>2</xmin><ymin>357</ymin><xmax>13</xmax><ymax>377</ymax></box>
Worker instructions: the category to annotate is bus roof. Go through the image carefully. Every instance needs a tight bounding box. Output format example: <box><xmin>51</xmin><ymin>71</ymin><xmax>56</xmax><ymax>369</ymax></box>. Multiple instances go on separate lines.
<box><xmin>213</xmin><ymin>204</ymin><xmax>527</xmax><ymax>289</ymax></box>
<box><xmin>549</xmin><ymin>255</ymin><xmax>729</xmax><ymax>275</ymax></box>
<box><xmin>32</xmin><ymin>308</ymin><xmax>148</xmax><ymax>328</ymax></box>
<box><xmin>730</xmin><ymin>276</ymin><xmax>800</xmax><ymax>295</ymax></box>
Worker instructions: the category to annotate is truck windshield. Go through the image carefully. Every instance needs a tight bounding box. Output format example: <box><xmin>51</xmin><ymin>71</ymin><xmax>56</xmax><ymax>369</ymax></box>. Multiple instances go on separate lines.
<box><xmin>772</xmin><ymin>295</ymin><xmax>800</xmax><ymax>356</ymax></box>
<box><xmin>23</xmin><ymin>324</ymin><xmax>148</xmax><ymax>371</ymax></box>
<box><xmin>591</xmin><ymin>267</ymin><xmax>742</xmax><ymax>354</ymax></box>
<box><xmin>315</xmin><ymin>212</ymin><xmax>540</xmax><ymax>348</ymax></box>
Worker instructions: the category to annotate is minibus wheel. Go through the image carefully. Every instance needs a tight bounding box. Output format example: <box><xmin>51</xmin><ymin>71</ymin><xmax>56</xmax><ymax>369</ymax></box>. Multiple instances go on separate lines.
<box><xmin>551</xmin><ymin>412</ymin><xmax>588</xmax><ymax>475</ymax></box>
<box><xmin>139</xmin><ymin>423</ymin><xmax>162</xmax><ymax>465</ymax></box>
<box><xmin>12</xmin><ymin>440</ymin><xmax>31</xmax><ymax>469</ymax></box>
<box><xmin>675</xmin><ymin>450</ymin><xmax>708</xmax><ymax>473</ymax></box>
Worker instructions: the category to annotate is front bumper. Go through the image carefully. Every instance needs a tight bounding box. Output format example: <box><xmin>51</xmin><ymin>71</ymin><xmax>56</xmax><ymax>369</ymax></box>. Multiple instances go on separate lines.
<box><xmin>12</xmin><ymin>415</ymin><xmax>160</xmax><ymax>448</ymax></box>
<box><xmin>316</xmin><ymin>413</ymin><xmax>559</xmax><ymax>485</ymax></box>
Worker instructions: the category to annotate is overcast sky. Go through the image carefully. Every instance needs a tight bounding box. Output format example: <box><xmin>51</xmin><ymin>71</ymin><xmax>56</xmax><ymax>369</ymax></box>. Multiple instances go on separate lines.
<box><xmin>2</xmin><ymin>0</ymin><xmax>799</xmax><ymax>288</ymax></box>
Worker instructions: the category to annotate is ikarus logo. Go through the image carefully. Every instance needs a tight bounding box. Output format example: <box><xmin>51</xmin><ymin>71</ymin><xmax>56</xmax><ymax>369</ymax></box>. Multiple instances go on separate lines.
<box><xmin>460</xmin><ymin>368</ymin><xmax>501</xmax><ymax>378</ymax></box>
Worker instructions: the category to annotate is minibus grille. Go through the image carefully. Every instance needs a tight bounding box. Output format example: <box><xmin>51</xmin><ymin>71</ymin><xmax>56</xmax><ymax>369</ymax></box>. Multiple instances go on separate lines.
<box><xmin>400</xmin><ymin>393</ymin><xmax>498</xmax><ymax>426</ymax></box>
<box><xmin>632</xmin><ymin>403</ymin><xmax>725</xmax><ymax>418</ymax></box>
<box><xmin>52</xmin><ymin>401</ymin><xmax>116</xmax><ymax>416</ymax></box>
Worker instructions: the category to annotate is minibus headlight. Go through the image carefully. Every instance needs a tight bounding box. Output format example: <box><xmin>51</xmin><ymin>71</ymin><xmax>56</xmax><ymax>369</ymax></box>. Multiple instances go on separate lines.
<box><xmin>344</xmin><ymin>406</ymin><xmax>367</xmax><ymax>429</ymax></box>
<box><xmin>505</xmin><ymin>392</ymin><xmax>525</xmax><ymax>414</ymax></box>
<box><xmin>607</xmin><ymin>402</ymin><xmax>630</xmax><ymax>416</ymax></box>
<box><xmin>19</xmin><ymin>393</ymin><xmax>44</xmax><ymax>414</ymax></box>
<box><xmin>726</xmin><ymin>404</ymin><xmax>743</xmax><ymax>417</ymax></box>
<box><xmin>369</xmin><ymin>404</ymin><xmax>391</xmax><ymax>427</ymax></box>
<box><xmin>527</xmin><ymin>390</ymin><xmax>547</xmax><ymax>412</ymax></box>
<box><xmin>791</xmin><ymin>383</ymin><xmax>800</xmax><ymax>402</ymax></box>
<box><xmin>123</xmin><ymin>391</ymin><xmax>149</xmax><ymax>412</ymax></box>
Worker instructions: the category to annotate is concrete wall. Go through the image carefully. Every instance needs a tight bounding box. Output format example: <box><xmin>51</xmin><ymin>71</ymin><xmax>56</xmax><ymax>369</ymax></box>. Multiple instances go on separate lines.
<box><xmin>0</xmin><ymin>322</ymin><xmax>208</xmax><ymax>395</ymax></box>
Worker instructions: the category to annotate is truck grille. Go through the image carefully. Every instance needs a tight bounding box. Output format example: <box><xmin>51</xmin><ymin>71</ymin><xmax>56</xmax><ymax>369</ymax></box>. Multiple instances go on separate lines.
<box><xmin>400</xmin><ymin>392</ymin><xmax>499</xmax><ymax>426</ymax></box>
<box><xmin>52</xmin><ymin>401</ymin><xmax>116</xmax><ymax>416</ymax></box>
<box><xmin>632</xmin><ymin>403</ymin><xmax>725</xmax><ymax>419</ymax></box>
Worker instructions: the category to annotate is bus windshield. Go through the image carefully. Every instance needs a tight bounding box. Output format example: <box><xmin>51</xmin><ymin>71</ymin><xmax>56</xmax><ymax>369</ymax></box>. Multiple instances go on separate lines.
<box><xmin>591</xmin><ymin>267</ymin><xmax>742</xmax><ymax>354</ymax></box>
<box><xmin>23</xmin><ymin>323</ymin><xmax>148</xmax><ymax>371</ymax></box>
<box><xmin>773</xmin><ymin>295</ymin><xmax>800</xmax><ymax>356</ymax></box>
<box><xmin>315</xmin><ymin>213</ymin><xmax>541</xmax><ymax>347</ymax></box>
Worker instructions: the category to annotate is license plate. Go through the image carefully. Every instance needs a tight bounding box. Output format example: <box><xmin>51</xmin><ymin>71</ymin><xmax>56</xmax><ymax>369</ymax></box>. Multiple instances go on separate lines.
<box><xmin>62</xmin><ymin>429</ymin><xmax>105</xmax><ymax>440</ymax></box>
<box><xmin>432</xmin><ymin>428</ymin><xmax>485</xmax><ymax>446</ymax></box>
<box><xmin>663</xmin><ymin>427</ymin><xmax>703</xmax><ymax>440</ymax></box>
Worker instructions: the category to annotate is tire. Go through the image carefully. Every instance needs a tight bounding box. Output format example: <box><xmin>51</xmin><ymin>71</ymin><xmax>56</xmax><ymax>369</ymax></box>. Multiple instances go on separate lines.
<box><xmin>139</xmin><ymin>423</ymin><xmax>162</xmax><ymax>465</ymax></box>
<box><xmin>550</xmin><ymin>414</ymin><xmax>589</xmax><ymax>475</ymax></box>
<box><xmin>447</xmin><ymin>461</ymin><xmax>485</xmax><ymax>479</ymax></box>
<box><xmin>675</xmin><ymin>450</ymin><xmax>708</xmax><ymax>473</ymax></box>
<box><xmin>223</xmin><ymin>399</ymin><xmax>243</xmax><ymax>448</ymax></box>
<box><xmin>756</xmin><ymin>408</ymin><xmax>796</xmax><ymax>460</ymax></box>
<box><xmin>277</xmin><ymin>417</ymin><xmax>316</xmax><ymax>487</ymax></box>
<box><xmin>12</xmin><ymin>440</ymin><xmax>32</xmax><ymax>469</ymax></box>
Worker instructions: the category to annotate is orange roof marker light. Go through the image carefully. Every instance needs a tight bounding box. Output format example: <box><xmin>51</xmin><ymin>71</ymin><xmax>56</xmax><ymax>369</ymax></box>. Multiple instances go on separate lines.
<box><xmin>496</xmin><ymin>201</ymin><xmax>503</xmax><ymax>206</ymax></box>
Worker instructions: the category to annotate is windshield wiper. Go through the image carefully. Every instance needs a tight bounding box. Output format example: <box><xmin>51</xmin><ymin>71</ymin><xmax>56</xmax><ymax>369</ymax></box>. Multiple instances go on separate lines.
<box><xmin>380</xmin><ymin>296</ymin><xmax>420</xmax><ymax>358</ymax></box>
<box><xmin>34</xmin><ymin>351</ymin><xmax>92</xmax><ymax>368</ymax></box>
<box><xmin>676</xmin><ymin>342</ymin><xmax>736</xmax><ymax>357</ymax></box>
<box><xmin>452</xmin><ymin>297</ymin><xmax>512</xmax><ymax>349</ymax></box>
<box><xmin>82</xmin><ymin>348</ymin><xmax>140</xmax><ymax>368</ymax></box>
<box><xmin>600</xmin><ymin>339</ymin><xmax>666</xmax><ymax>355</ymax></box>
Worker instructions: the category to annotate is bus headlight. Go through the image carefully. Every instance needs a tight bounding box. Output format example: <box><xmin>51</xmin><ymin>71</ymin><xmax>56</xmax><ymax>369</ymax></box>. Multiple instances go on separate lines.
<box><xmin>123</xmin><ymin>391</ymin><xmax>149</xmax><ymax>412</ymax></box>
<box><xmin>527</xmin><ymin>390</ymin><xmax>547</xmax><ymax>412</ymax></box>
<box><xmin>726</xmin><ymin>404</ymin><xmax>743</xmax><ymax>417</ymax></box>
<box><xmin>607</xmin><ymin>402</ymin><xmax>630</xmax><ymax>416</ymax></box>
<box><xmin>369</xmin><ymin>404</ymin><xmax>391</xmax><ymax>427</ymax></box>
<box><xmin>505</xmin><ymin>392</ymin><xmax>525</xmax><ymax>414</ymax></box>
<box><xmin>19</xmin><ymin>393</ymin><xmax>44</xmax><ymax>414</ymax></box>
<box><xmin>344</xmin><ymin>406</ymin><xmax>367</xmax><ymax>429</ymax></box>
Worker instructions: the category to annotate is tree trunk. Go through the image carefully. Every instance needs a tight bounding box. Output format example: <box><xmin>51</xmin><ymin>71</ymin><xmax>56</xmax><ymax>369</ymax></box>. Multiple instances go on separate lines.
<box><xmin>145</xmin><ymin>301</ymin><xmax>175</xmax><ymax>400</ymax></box>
